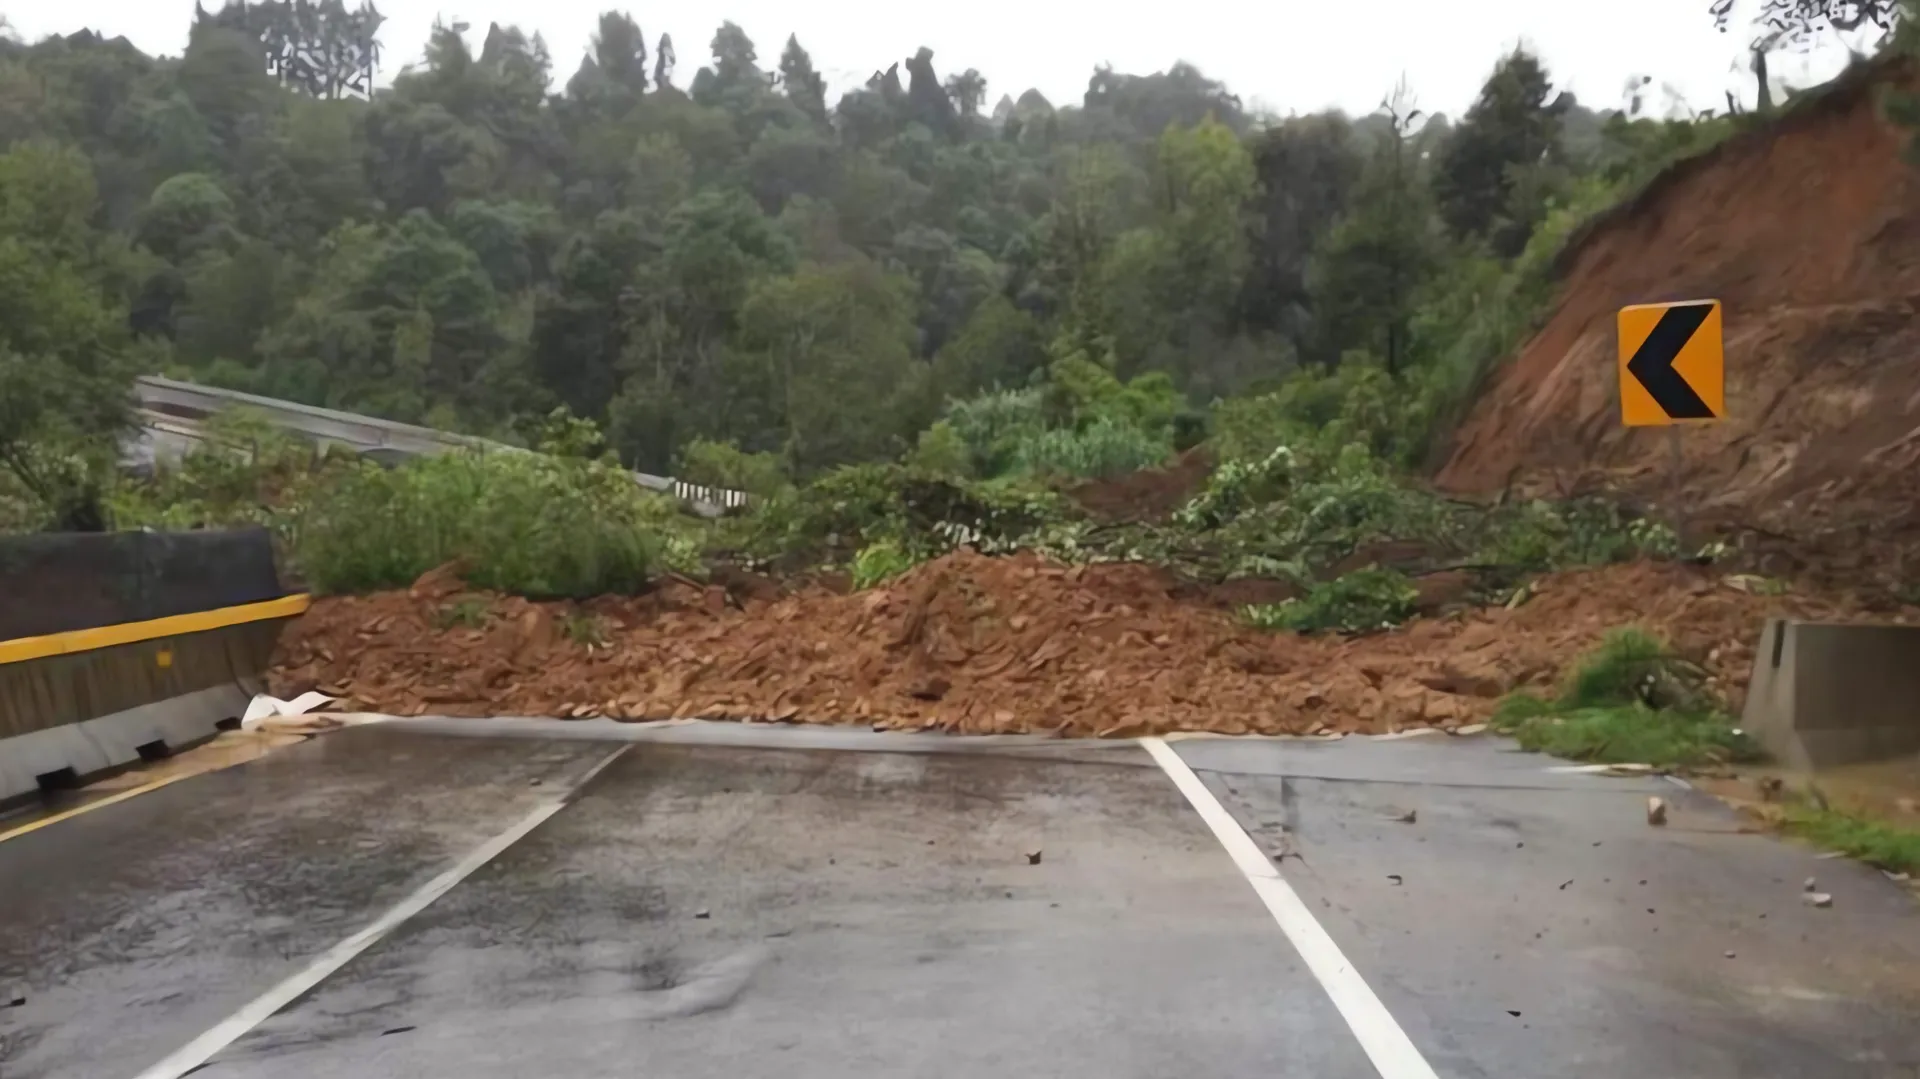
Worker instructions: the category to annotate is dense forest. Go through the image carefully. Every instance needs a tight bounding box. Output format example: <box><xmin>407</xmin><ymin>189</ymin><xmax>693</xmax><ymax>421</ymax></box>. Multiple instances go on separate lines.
<box><xmin>0</xmin><ymin>0</ymin><xmax>1851</xmax><ymax>519</ymax></box>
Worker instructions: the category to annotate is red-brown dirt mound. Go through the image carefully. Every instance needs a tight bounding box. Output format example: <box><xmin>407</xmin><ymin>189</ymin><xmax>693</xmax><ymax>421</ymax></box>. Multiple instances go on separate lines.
<box><xmin>270</xmin><ymin>552</ymin><xmax>1905</xmax><ymax>737</ymax></box>
<box><xmin>1437</xmin><ymin>57</ymin><xmax>1920</xmax><ymax>588</ymax></box>
<box><xmin>1067</xmin><ymin>446</ymin><xmax>1213</xmax><ymax>523</ymax></box>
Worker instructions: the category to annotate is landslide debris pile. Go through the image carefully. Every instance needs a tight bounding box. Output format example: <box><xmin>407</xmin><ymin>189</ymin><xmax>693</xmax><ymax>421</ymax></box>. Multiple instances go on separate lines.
<box><xmin>270</xmin><ymin>550</ymin><xmax>1888</xmax><ymax>737</ymax></box>
<box><xmin>1438</xmin><ymin>56</ymin><xmax>1920</xmax><ymax>590</ymax></box>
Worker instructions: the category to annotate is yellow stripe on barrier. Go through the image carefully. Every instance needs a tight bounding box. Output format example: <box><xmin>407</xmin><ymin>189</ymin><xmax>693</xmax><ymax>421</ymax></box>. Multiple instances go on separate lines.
<box><xmin>0</xmin><ymin>594</ymin><xmax>312</xmax><ymax>666</ymax></box>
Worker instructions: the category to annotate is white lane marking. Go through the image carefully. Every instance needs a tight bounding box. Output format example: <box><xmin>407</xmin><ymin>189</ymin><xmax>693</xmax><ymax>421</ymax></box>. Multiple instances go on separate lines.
<box><xmin>1141</xmin><ymin>737</ymin><xmax>1441</xmax><ymax>1079</ymax></box>
<box><xmin>132</xmin><ymin>746</ymin><xmax>628</xmax><ymax>1079</ymax></box>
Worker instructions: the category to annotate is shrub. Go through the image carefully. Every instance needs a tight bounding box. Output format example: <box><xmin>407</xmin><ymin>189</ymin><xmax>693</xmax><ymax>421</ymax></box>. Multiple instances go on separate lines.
<box><xmin>851</xmin><ymin>538</ymin><xmax>919</xmax><ymax>589</ymax></box>
<box><xmin>1242</xmin><ymin>566</ymin><xmax>1418</xmax><ymax>634</ymax></box>
<box><xmin>1010</xmin><ymin>416</ymin><xmax>1171</xmax><ymax>479</ymax></box>
<box><xmin>293</xmin><ymin>449</ymin><xmax>667</xmax><ymax>598</ymax></box>
<box><xmin>907</xmin><ymin>420</ymin><xmax>973</xmax><ymax>477</ymax></box>
<box><xmin>944</xmin><ymin>387</ymin><xmax>1048</xmax><ymax>477</ymax></box>
<box><xmin>738</xmin><ymin>463</ymin><xmax>1071</xmax><ymax>564</ymax></box>
<box><xmin>677</xmin><ymin>438</ymin><xmax>790</xmax><ymax>497</ymax></box>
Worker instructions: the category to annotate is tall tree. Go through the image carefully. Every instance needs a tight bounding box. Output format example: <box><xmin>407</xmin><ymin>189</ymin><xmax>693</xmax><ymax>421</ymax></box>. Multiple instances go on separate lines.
<box><xmin>904</xmin><ymin>47</ymin><xmax>959</xmax><ymax>137</ymax></box>
<box><xmin>779</xmin><ymin>35</ymin><xmax>828</xmax><ymax>124</ymax></box>
<box><xmin>0</xmin><ymin>141</ymin><xmax>132</xmax><ymax>526</ymax></box>
<box><xmin>1307</xmin><ymin>85</ymin><xmax>1439</xmax><ymax>374</ymax></box>
<box><xmin>653</xmin><ymin>33</ymin><xmax>675</xmax><ymax>90</ymax></box>
<box><xmin>1431</xmin><ymin>48</ymin><xmax>1566</xmax><ymax>255</ymax></box>
<box><xmin>591</xmin><ymin>11</ymin><xmax>647</xmax><ymax>95</ymax></box>
<box><xmin>945</xmin><ymin>69</ymin><xmax>988</xmax><ymax>120</ymax></box>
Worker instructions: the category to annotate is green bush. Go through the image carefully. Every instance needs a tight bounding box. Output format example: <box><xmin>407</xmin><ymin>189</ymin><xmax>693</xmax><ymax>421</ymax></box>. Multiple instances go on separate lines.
<box><xmin>944</xmin><ymin>387</ymin><xmax>1048</xmax><ymax>477</ymax></box>
<box><xmin>293</xmin><ymin>449</ymin><xmax>670</xmax><ymax>598</ymax></box>
<box><xmin>1209</xmin><ymin>359</ymin><xmax>1422</xmax><ymax>467</ymax></box>
<box><xmin>677</xmin><ymin>437</ymin><xmax>790</xmax><ymax>497</ymax></box>
<box><xmin>1242</xmin><ymin>566</ymin><xmax>1418</xmax><ymax>634</ymax></box>
<box><xmin>1010</xmin><ymin>416</ymin><xmax>1171</xmax><ymax>479</ymax></box>
<box><xmin>737</xmin><ymin>463</ymin><xmax>1070</xmax><ymax>564</ymax></box>
<box><xmin>907</xmin><ymin>420</ymin><xmax>974</xmax><ymax>477</ymax></box>
<box><xmin>851</xmin><ymin>538</ymin><xmax>920</xmax><ymax>589</ymax></box>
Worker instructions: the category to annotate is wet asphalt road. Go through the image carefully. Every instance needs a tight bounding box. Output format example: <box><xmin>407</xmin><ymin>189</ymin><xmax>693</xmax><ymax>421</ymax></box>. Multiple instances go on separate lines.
<box><xmin>2</xmin><ymin>722</ymin><xmax>1918</xmax><ymax>1079</ymax></box>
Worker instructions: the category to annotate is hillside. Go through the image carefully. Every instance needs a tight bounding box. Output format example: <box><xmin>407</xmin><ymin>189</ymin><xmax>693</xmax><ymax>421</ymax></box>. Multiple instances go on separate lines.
<box><xmin>1438</xmin><ymin>57</ymin><xmax>1920</xmax><ymax>590</ymax></box>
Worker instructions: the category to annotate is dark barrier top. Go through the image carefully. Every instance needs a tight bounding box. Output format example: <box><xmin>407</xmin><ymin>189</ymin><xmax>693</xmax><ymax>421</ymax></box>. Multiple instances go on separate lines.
<box><xmin>0</xmin><ymin>528</ymin><xmax>285</xmax><ymax>640</ymax></box>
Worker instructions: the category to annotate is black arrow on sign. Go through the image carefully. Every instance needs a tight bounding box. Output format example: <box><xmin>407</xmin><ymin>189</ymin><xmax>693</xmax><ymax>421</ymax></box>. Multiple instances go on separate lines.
<box><xmin>1626</xmin><ymin>302</ymin><xmax>1716</xmax><ymax>420</ymax></box>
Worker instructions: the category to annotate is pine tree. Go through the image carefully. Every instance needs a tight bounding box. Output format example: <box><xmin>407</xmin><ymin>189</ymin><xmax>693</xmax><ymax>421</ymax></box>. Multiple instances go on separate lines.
<box><xmin>779</xmin><ymin>34</ymin><xmax>828</xmax><ymax>124</ymax></box>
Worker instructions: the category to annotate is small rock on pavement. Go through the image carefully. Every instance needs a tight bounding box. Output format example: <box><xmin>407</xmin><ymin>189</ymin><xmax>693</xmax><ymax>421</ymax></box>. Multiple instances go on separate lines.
<box><xmin>529</xmin><ymin>778</ymin><xmax>543</xmax><ymax>787</ymax></box>
<box><xmin>1646</xmin><ymin>796</ymin><xmax>1669</xmax><ymax>827</ymax></box>
<box><xmin>1025</xmin><ymin>849</ymin><xmax>1043</xmax><ymax>865</ymax></box>
<box><xmin>6</xmin><ymin>986</ymin><xmax>24</xmax><ymax>1007</ymax></box>
<box><xmin>1387</xmin><ymin>874</ymin><xmax>1404</xmax><ymax>886</ymax></box>
<box><xmin>1803</xmin><ymin>876</ymin><xmax>1818</xmax><ymax>893</ymax></box>
<box><xmin>694</xmin><ymin>909</ymin><xmax>711</xmax><ymax>920</ymax></box>
<box><xmin>1725</xmin><ymin>950</ymin><xmax>1737</xmax><ymax>959</ymax></box>
<box><xmin>1804</xmin><ymin>892</ymin><xmax>1834</xmax><ymax>909</ymax></box>
<box><xmin>1390</xmin><ymin>809</ymin><xmax>1417</xmax><ymax>824</ymax></box>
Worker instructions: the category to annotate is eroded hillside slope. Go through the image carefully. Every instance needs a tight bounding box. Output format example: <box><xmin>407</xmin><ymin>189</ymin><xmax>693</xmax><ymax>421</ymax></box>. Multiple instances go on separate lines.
<box><xmin>1438</xmin><ymin>58</ymin><xmax>1920</xmax><ymax>588</ymax></box>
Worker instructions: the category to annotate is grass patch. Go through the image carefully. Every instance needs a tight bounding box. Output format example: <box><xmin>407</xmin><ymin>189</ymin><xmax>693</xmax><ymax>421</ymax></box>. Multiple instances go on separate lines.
<box><xmin>1780</xmin><ymin>806</ymin><xmax>1920</xmax><ymax>876</ymax></box>
<box><xmin>1491</xmin><ymin>628</ymin><xmax>1758</xmax><ymax>770</ymax></box>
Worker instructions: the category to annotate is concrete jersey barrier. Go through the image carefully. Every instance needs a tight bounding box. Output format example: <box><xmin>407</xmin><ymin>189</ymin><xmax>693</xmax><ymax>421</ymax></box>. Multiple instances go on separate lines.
<box><xmin>1740</xmin><ymin>618</ymin><xmax>1920</xmax><ymax>771</ymax></box>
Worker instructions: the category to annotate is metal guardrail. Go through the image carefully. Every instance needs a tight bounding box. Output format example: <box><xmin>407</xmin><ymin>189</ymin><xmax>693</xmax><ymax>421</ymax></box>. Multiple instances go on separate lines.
<box><xmin>129</xmin><ymin>376</ymin><xmax>751</xmax><ymax>514</ymax></box>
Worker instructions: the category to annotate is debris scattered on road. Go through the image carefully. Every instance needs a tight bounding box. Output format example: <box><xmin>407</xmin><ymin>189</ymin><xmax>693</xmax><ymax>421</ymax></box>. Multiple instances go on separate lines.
<box><xmin>1025</xmin><ymin>849</ymin><xmax>1043</xmax><ymax>865</ymax></box>
<box><xmin>694</xmin><ymin>909</ymin><xmax>711</xmax><ymax>919</ymax></box>
<box><xmin>1803</xmin><ymin>876</ymin><xmax>1818</xmax><ymax>893</ymax></box>
<box><xmin>528</xmin><ymin>777</ymin><xmax>543</xmax><ymax>786</ymax></box>
<box><xmin>242</xmin><ymin>690</ymin><xmax>336</xmax><ymax>729</ymax></box>
<box><xmin>1558</xmin><ymin>879</ymin><xmax>1573</xmax><ymax>890</ymax></box>
<box><xmin>1725</xmin><ymin>950</ymin><xmax>1737</xmax><ymax>959</ymax></box>
<box><xmin>1388</xmin><ymin>809</ymin><xmax>1417</xmax><ymax>824</ymax></box>
<box><xmin>1804</xmin><ymin>892</ymin><xmax>1834</xmax><ymax>908</ymax></box>
<box><xmin>1646</xmin><ymin>797</ymin><xmax>1669</xmax><ymax>827</ymax></box>
<box><xmin>5</xmin><ymin>987</ymin><xmax>23</xmax><ymax>1008</ymax></box>
<box><xmin>1506</xmin><ymin>1010</ymin><xmax>1521</xmax><ymax>1018</ymax></box>
<box><xmin>1387</xmin><ymin>874</ymin><xmax>1404</xmax><ymax>885</ymax></box>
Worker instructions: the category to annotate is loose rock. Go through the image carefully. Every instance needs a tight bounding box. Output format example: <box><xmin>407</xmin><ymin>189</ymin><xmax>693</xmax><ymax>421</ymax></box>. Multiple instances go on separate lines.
<box><xmin>1025</xmin><ymin>849</ymin><xmax>1043</xmax><ymax>866</ymax></box>
<box><xmin>1804</xmin><ymin>892</ymin><xmax>1834</xmax><ymax>908</ymax></box>
<box><xmin>1646</xmin><ymin>797</ymin><xmax>1669</xmax><ymax>827</ymax></box>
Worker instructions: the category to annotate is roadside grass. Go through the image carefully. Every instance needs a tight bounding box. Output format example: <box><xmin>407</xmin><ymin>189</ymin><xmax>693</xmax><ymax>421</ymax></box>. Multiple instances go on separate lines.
<box><xmin>1780</xmin><ymin>804</ymin><xmax>1920</xmax><ymax>876</ymax></box>
<box><xmin>1491</xmin><ymin>627</ymin><xmax>1759</xmax><ymax>771</ymax></box>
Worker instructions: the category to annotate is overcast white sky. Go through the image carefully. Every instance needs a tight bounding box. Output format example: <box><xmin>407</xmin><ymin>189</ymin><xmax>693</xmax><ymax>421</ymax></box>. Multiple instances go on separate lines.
<box><xmin>6</xmin><ymin>0</ymin><xmax>1879</xmax><ymax>120</ymax></box>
